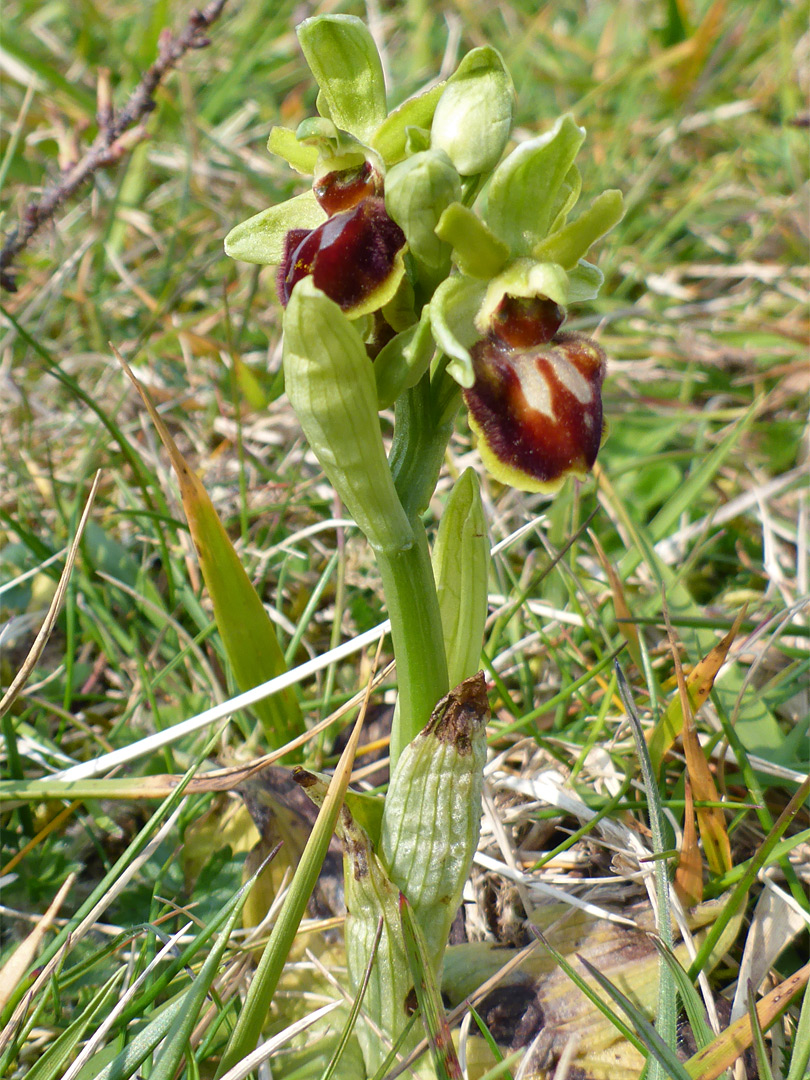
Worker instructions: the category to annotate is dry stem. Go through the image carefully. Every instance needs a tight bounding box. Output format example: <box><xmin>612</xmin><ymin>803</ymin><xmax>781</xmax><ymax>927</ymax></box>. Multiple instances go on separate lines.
<box><xmin>0</xmin><ymin>0</ymin><xmax>229</xmax><ymax>292</ymax></box>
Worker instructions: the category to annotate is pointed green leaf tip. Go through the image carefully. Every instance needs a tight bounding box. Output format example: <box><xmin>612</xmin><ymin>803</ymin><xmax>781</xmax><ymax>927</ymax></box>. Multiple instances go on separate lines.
<box><xmin>297</xmin><ymin>15</ymin><xmax>387</xmax><ymax>143</ymax></box>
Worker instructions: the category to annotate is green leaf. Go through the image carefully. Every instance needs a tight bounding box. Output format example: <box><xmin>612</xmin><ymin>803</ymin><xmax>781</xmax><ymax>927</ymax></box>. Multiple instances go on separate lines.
<box><xmin>283</xmin><ymin>278</ymin><xmax>413</xmax><ymax>555</ymax></box>
<box><xmin>224</xmin><ymin>190</ymin><xmax>326</xmax><ymax>266</ymax></box>
<box><xmin>267</xmin><ymin>126</ymin><xmax>319</xmax><ymax>173</ymax></box>
<box><xmin>533</xmin><ymin>189</ymin><xmax>624</xmax><ymax>269</ymax></box>
<box><xmin>485</xmin><ymin>115</ymin><xmax>586</xmax><ymax>255</ymax></box>
<box><xmin>215</xmin><ymin>714</ymin><xmax>370</xmax><ymax>1077</ymax></box>
<box><xmin>380</xmin><ymin>674</ymin><xmax>489</xmax><ymax>971</ymax></box>
<box><xmin>431</xmin><ymin>47</ymin><xmax>514</xmax><ymax>176</ymax></box>
<box><xmin>786</xmin><ymin>981</ymin><xmax>810</xmax><ymax>1080</ymax></box>
<box><xmin>399</xmin><ymin>893</ymin><xmax>464</xmax><ymax>1079</ymax></box>
<box><xmin>435</xmin><ymin>202</ymin><xmax>510</xmax><ymax>280</ymax></box>
<box><xmin>93</xmin><ymin>1000</ymin><xmax>186</xmax><ymax>1080</ymax></box>
<box><xmin>432</xmin><ymin>468</ymin><xmax>490</xmax><ymax>687</ymax></box>
<box><xmin>297</xmin><ymin>15</ymin><xmax>387</xmax><ymax>142</ymax></box>
<box><xmin>651</xmin><ymin>939</ymin><xmax>714</xmax><ymax>1052</ymax></box>
<box><xmin>747</xmin><ymin>983</ymin><xmax>775</xmax><ymax>1080</ymax></box>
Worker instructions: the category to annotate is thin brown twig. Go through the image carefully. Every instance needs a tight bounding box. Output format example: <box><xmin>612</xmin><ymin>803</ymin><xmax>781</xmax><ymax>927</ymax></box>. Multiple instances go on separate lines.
<box><xmin>0</xmin><ymin>0</ymin><xmax>229</xmax><ymax>292</ymax></box>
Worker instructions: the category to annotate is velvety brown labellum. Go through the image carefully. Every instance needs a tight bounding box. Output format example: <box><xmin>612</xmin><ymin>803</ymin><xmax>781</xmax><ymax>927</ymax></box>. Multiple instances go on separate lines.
<box><xmin>278</xmin><ymin>197</ymin><xmax>406</xmax><ymax>312</ymax></box>
<box><xmin>313</xmin><ymin>161</ymin><xmax>382</xmax><ymax>215</ymax></box>
<box><xmin>464</xmin><ymin>330</ymin><xmax>606</xmax><ymax>490</ymax></box>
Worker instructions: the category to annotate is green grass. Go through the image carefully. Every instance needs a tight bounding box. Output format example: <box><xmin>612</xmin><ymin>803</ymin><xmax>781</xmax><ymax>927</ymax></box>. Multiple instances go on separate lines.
<box><xmin>1</xmin><ymin>1</ymin><xmax>808</xmax><ymax>1078</ymax></box>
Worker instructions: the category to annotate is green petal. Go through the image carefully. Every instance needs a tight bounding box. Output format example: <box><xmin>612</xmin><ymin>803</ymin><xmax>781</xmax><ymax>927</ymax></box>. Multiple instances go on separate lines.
<box><xmin>430</xmin><ymin>47</ymin><xmax>514</xmax><ymax>176</ymax></box>
<box><xmin>429</xmin><ymin>276</ymin><xmax>487</xmax><ymax>389</ymax></box>
<box><xmin>297</xmin><ymin>15</ymin><xmax>387</xmax><ymax>142</ymax></box>
<box><xmin>266</xmin><ymin>126</ymin><xmax>319</xmax><ymax>174</ymax></box>
<box><xmin>533</xmin><ymin>189</ymin><xmax>624</xmax><ymax>269</ymax></box>
<box><xmin>567</xmin><ymin>259</ymin><xmax>605</xmax><ymax>303</ymax></box>
<box><xmin>435</xmin><ymin>202</ymin><xmax>510</xmax><ymax>279</ymax></box>
<box><xmin>371</xmin><ymin>82</ymin><xmax>446</xmax><ymax>164</ymax></box>
<box><xmin>476</xmin><ymin>259</ymin><xmax>568</xmax><ymax>332</ymax></box>
<box><xmin>224</xmin><ymin>190</ymin><xmax>326</xmax><ymax>266</ymax></box>
<box><xmin>485</xmin><ymin>114</ymin><xmax>586</xmax><ymax>255</ymax></box>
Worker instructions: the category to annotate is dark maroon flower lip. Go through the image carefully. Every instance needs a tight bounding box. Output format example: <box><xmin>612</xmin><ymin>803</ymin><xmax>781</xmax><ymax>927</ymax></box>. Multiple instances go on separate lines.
<box><xmin>277</xmin><ymin>197</ymin><xmax>406</xmax><ymax>315</ymax></box>
<box><xmin>463</xmin><ymin>329</ymin><xmax>606</xmax><ymax>492</ymax></box>
<box><xmin>313</xmin><ymin>160</ymin><xmax>383</xmax><ymax>215</ymax></box>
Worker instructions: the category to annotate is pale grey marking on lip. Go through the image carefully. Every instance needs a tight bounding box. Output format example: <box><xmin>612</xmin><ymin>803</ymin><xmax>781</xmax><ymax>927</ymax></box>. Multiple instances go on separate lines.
<box><xmin>552</xmin><ymin>354</ymin><xmax>593</xmax><ymax>403</ymax></box>
<box><xmin>515</xmin><ymin>362</ymin><xmax>553</xmax><ymax>417</ymax></box>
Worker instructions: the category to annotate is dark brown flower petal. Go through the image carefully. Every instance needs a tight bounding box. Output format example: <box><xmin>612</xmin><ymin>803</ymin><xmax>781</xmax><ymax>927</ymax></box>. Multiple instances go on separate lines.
<box><xmin>463</xmin><ymin>331</ymin><xmax>606</xmax><ymax>493</ymax></box>
<box><xmin>489</xmin><ymin>294</ymin><xmax>566</xmax><ymax>348</ymax></box>
<box><xmin>278</xmin><ymin>197</ymin><xmax>407</xmax><ymax>315</ymax></box>
<box><xmin>313</xmin><ymin>160</ymin><xmax>383</xmax><ymax>215</ymax></box>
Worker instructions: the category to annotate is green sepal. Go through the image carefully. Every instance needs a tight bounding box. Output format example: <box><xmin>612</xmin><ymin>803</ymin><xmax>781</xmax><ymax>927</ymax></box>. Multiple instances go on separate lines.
<box><xmin>224</xmin><ymin>190</ymin><xmax>326</xmax><ymax>266</ymax></box>
<box><xmin>476</xmin><ymin>259</ymin><xmax>569</xmax><ymax>332</ymax></box>
<box><xmin>372</xmin><ymin>82</ymin><xmax>445</xmax><ymax>164</ymax></box>
<box><xmin>432</xmin><ymin>468</ymin><xmax>490</xmax><ymax>688</ymax></box>
<box><xmin>435</xmin><ymin>202</ymin><xmax>510</xmax><ymax>279</ymax></box>
<box><xmin>431</xmin><ymin>47</ymin><xmax>514</xmax><ymax>176</ymax></box>
<box><xmin>533</xmin><ymin>188</ymin><xmax>624</xmax><ymax>269</ymax></box>
<box><xmin>429</xmin><ymin>276</ymin><xmax>486</xmax><ymax>389</ymax></box>
<box><xmin>385</xmin><ymin>149</ymin><xmax>461</xmax><ymax>290</ymax></box>
<box><xmin>282</xmin><ymin>278</ymin><xmax>413</xmax><ymax>554</ymax></box>
<box><xmin>485</xmin><ymin>114</ymin><xmax>586</xmax><ymax>255</ymax></box>
<box><xmin>567</xmin><ymin>258</ymin><xmax>605</xmax><ymax>302</ymax></box>
<box><xmin>375</xmin><ymin>307</ymin><xmax>435</xmax><ymax>410</ymax></box>
<box><xmin>267</xmin><ymin>126</ymin><xmax>319</xmax><ymax>174</ymax></box>
<box><xmin>297</xmin><ymin>15</ymin><xmax>387</xmax><ymax>143</ymax></box>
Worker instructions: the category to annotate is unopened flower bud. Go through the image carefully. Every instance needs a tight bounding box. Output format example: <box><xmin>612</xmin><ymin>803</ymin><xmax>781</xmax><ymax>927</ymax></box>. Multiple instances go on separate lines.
<box><xmin>430</xmin><ymin>47</ymin><xmax>513</xmax><ymax>176</ymax></box>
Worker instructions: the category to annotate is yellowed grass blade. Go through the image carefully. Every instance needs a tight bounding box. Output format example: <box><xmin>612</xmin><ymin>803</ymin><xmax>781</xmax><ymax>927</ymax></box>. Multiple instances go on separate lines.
<box><xmin>647</xmin><ymin>606</ymin><xmax>747</xmax><ymax>774</ymax></box>
<box><xmin>114</xmin><ymin>346</ymin><xmax>301</xmax><ymax>751</ymax></box>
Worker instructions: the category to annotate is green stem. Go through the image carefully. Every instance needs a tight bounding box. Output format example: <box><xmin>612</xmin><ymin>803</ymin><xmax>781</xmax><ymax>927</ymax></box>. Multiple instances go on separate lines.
<box><xmin>389</xmin><ymin>373</ymin><xmax>459</xmax><ymax>518</ymax></box>
<box><xmin>381</xmin><ymin>371</ymin><xmax>462</xmax><ymax>767</ymax></box>
<box><xmin>378</xmin><ymin>519</ymin><xmax>448</xmax><ymax>768</ymax></box>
